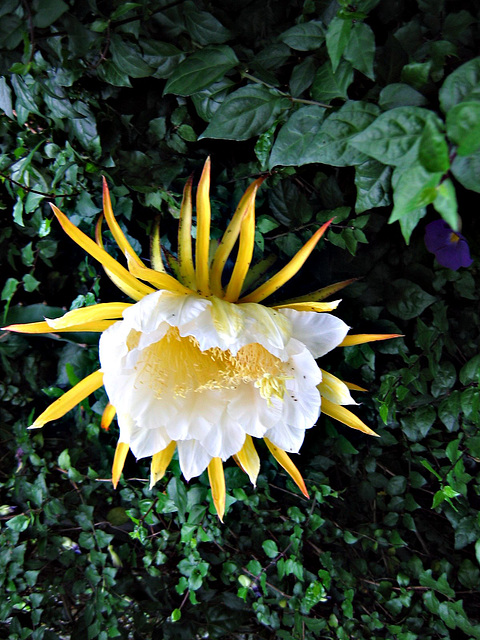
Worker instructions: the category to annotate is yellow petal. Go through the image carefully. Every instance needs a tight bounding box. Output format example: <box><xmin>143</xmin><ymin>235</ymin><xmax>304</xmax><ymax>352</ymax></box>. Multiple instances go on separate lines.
<box><xmin>126</xmin><ymin>252</ymin><xmax>194</xmax><ymax>295</ymax></box>
<box><xmin>278</xmin><ymin>278</ymin><xmax>358</xmax><ymax>304</ymax></box>
<box><xmin>319</xmin><ymin>369</ymin><xmax>357</xmax><ymax>405</ymax></box>
<box><xmin>208</xmin><ymin>457</ymin><xmax>225</xmax><ymax>521</ymax></box>
<box><xmin>339</xmin><ymin>333</ymin><xmax>403</xmax><ymax>347</ymax></box>
<box><xmin>95</xmin><ymin>215</ymin><xmax>147</xmax><ymax>301</ymax></box>
<box><xmin>150</xmin><ymin>218</ymin><xmax>166</xmax><ymax>273</ymax></box>
<box><xmin>30</xmin><ymin>370</ymin><xmax>104</xmax><ymax>429</ymax></box>
<box><xmin>195</xmin><ymin>158</ymin><xmax>211</xmax><ymax>296</ymax></box>
<box><xmin>272</xmin><ymin>300</ymin><xmax>341</xmax><ymax>313</ymax></box>
<box><xmin>264</xmin><ymin>438</ymin><xmax>309</xmax><ymax>498</ymax></box>
<box><xmin>233</xmin><ymin>435</ymin><xmax>260</xmax><ymax>486</ymax></box>
<box><xmin>102</xmin><ymin>177</ymin><xmax>145</xmax><ymax>268</ymax></box>
<box><xmin>52</xmin><ymin>204</ymin><xmax>154</xmax><ymax>299</ymax></box>
<box><xmin>101</xmin><ymin>402</ymin><xmax>116</xmax><ymax>431</ymax></box>
<box><xmin>4</xmin><ymin>320</ymin><xmax>117</xmax><ymax>334</ymax></box>
<box><xmin>345</xmin><ymin>381</ymin><xmax>367</xmax><ymax>392</ymax></box>
<box><xmin>321</xmin><ymin>397</ymin><xmax>379</xmax><ymax>436</ymax></box>
<box><xmin>150</xmin><ymin>441</ymin><xmax>176</xmax><ymax>489</ymax></box>
<box><xmin>46</xmin><ymin>302</ymin><xmax>130</xmax><ymax>330</ymax></box>
<box><xmin>112</xmin><ymin>441</ymin><xmax>130</xmax><ymax>489</ymax></box>
<box><xmin>240</xmin><ymin>219</ymin><xmax>333</xmax><ymax>304</ymax></box>
<box><xmin>178</xmin><ymin>175</ymin><xmax>196</xmax><ymax>289</ymax></box>
<box><xmin>210</xmin><ymin>177</ymin><xmax>264</xmax><ymax>297</ymax></box>
<box><xmin>224</xmin><ymin>188</ymin><xmax>258</xmax><ymax>302</ymax></box>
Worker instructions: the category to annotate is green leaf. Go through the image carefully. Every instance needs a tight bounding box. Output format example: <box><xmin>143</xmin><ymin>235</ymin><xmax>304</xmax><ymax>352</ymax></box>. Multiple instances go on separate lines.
<box><xmin>387</xmin><ymin>279</ymin><xmax>436</xmax><ymax>320</ymax></box>
<box><xmin>446</xmin><ymin>101</ymin><xmax>480</xmax><ymax>156</ymax></box>
<box><xmin>142</xmin><ymin>40</ymin><xmax>186</xmax><ymax>79</ymax></box>
<box><xmin>0</xmin><ymin>76</ymin><xmax>13</xmax><ymax>118</ymax></box>
<box><xmin>164</xmin><ymin>45</ymin><xmax>238</xmax><ymax>96</ymax></box>
<box><xmin>344</xmin><ymin>22</ymin><xmax>375</xmax><ymax>80</ymax></box>
<box><xmin>171</xmin><ymin>608</ymin><xmax>181</xmax><ymax>622</ymax></box>
<box><xmin>191</xmin><ymin>78</ymin><xmax>235</xmax><ymax>122</ymax></box>
<box><xmin>199</xmin><ymin>84</ymin><xmax>289</xmax><ymax>141</ymax></box>
<box><xmin>96</xmin><ymin>60</ymin><xmax>132</xmax><ymax>88</ymax></box>
<box><xmin>22</xmin><ymin>273</ymin><xmax>40</xmax><ymax>293</ymax></box>
<box><xmin>451</xmin><ymin>148</ymin><xmax>480</xmax><ymax>193</ymax></box>
<box><xmin>419</xmin><ymin>571</ymin><xmax>456</xmax><ymax>598</ymax></box>
<box><xmin>351</xmin><ymin>107</ymin><xmax>444</xmax><ymax>166</ymax></box>
<box><xmin>311</xmin><ymin>60</ymin><xmax>353</xmax><ymax>103</ymax></box>
<box><xmin>432</xmin><ymin>179</ymin><xmax>459</xmax><ymax>230</ymax></box>
<box><xmin>262</xmin><ymin>539</ymin><xmax>279</xmax><ymax>558</ymax></box>
<box><xmin>109</xmin><ymin>35</ymin><xmax>153</xmax><ymax>78</ymax></box>
<box><xmin>379</xmin><ymin>83</ymin><xmax>428</xmax><ymax>109</ymax></box>
<box><xmin>354</xmin><ymin>160</ymin><xmax>392</xmax><ymax>212</ymax></box>
<box><xmin>280</xmin><ymin>21</ymin><xmax>325</xmax><ymax>51</ymax></box>
<box><xmin>270</xmin><ymin>101</ymin><xmax>378</xmax><ymax>168</ymax></box>
<box><xmin>32</xmin><ymin>0</ymin><xmax>69</xmax><ymax>28</ymax></box>
<box><xmin>418</xmin><ymin>119</ymin><xmax>450</xmax><ymax>173</ymax></box>
<box><xmin>390</xmin><ymin>162</ymin><xmax>442</xmax><ymax>235</ymax></box>
<box><xmin>183</xmin><ymin>2</ymin><xmax>231</xmax><ymax>45</ymax></box>
<box><xmin>401</xmin><ymin>61</ymin><xmax>432</xmax><ymax>89</ymax></box>
<box><xmin>1</xmin><ymin>277</ymin><xmax>19</xmax><ymax>303</ymax></box>
<box><xmin>6</xmin><ymin>514</ymin><xmax>30</xmax><ymax>532</ymax></box>
<box><xmin>289</xmin><ymin>57</ymin><xmax>316</xmax><ymax>97</ymax></box>
<box><xmin>459</xmin><ymin>354</ymin><xmax>480</xmax><ymax>385</ymax></box>
<box><xmin>326</xmin><ymin>16</ymin><xmax>352</xmax><ymax>73</ymax></box>
<box><xmin>439</xmin><ymin>57</ymin><xmax>480</xmax><ymax>113</ymax></box>
<box><xmin>254</xmin><ymin>123</ymin><xmax>276</xmax><ymax>170</ymax></box>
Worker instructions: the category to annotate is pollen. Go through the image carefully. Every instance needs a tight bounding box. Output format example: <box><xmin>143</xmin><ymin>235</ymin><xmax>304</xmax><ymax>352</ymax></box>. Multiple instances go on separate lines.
<box><xmin>135</xmin><ymin>326</ymin><xmax>287</xmax><ymax>400</ymax></box>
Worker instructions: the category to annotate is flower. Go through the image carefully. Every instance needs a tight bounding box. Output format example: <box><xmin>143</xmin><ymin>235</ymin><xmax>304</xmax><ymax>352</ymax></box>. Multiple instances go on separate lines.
<box><xmin>424</xmin><ymin>219</ymin><xmax>473</xmax><ymax>270</ymax></box>
<box><xmin>4</xmin><ymin>159</ymin><xmax>399</xmax><ymax>519</ymax></box>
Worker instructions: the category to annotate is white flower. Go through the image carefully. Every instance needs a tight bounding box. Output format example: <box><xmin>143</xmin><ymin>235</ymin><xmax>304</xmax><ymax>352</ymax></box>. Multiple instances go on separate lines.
<box><xmin>5</xmin><ymin>159</ymin><xmax>398</xmax><ymax>520</ymax></box>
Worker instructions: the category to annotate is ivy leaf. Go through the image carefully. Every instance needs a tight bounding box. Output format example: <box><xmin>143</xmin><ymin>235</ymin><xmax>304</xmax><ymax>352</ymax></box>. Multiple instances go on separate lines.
<box><xmin>439</xmin><ymin>57</ymin><xmax>480</xmax><ymax>113</ymax></box>
<box><xmin>164</xmin><ymin>46</ymin><xmax>238</xmax><ymax>96</ymax></box>
<box><xmin>387</xmin><ymin>279</ymin><xmax>436</xmax><ymax>320</ymax></box>
<box><xmin>311</xmin><ymin>60</ymin><xmax>354</xmax><ymax>103</ymax></box>
<box><xmin>199</xmin><ymin>85</ymin><xmax>290</xmax><ymax>141</ymax></box>
<box><xmin>326</xmin><ymin>16</ymin><xmax>352</xmax><ymax>72</ymax></box>
<box><xmin>351</xmin><ymin>107</ymin><xmax>444</xmax><ymax>166</ymax></box>
<box><xmin>446</xmin><ymin>101</ymin><xmax>480</xmax><ymax>156</ymax></box>
<box><xmin>355</xmin><ymin>160</ymin><xmax>392</xmax><ymax>212</ymax></box>
<box><xmin>344</xmin><ymin>22</ymin><xmax>375</xmax><ymax>80</ymax></box>
<box><xmin>183</xmin><ymin>2</ymin><xmax>231</xmax><ymax>45</ymax></box>
<box><xmin>280</xmin><ymin>21</ymin><xmax>325</xmax><ymax>51</ymax></box>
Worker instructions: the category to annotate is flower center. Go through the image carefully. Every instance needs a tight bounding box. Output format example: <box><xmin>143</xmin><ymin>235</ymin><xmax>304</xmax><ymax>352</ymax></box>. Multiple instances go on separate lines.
<box><xmin>133</xmin><ymin>326</ymin><xmax>288</xmax><ymax>401</ymax></box>
<box><xmin>449</xmin><ymin>232</ymin><xmax>460</xmax><ymax>244</ymax></box>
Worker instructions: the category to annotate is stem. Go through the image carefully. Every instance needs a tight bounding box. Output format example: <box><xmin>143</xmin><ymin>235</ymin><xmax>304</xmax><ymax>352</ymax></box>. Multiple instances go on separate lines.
<box><xmin>239</xmin><ymin>70</ymin><xmax>331</xmax><ymax>109</ymax></box>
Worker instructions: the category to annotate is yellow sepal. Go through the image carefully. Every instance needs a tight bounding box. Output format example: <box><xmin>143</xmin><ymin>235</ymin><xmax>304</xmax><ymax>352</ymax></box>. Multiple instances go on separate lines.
<box><xmin>150</xmin><ymin>218</ymin><xmax>166</xmax><ymax>273</ymax></box>
<box><xmin>30</xmin><ymin>370</ymin><xmax>104</xmax><ymax>429</ymax></box>
<box><xmin>4</xmin><ymin>320</ymin><xmax>117</xmax><ymax>333</ymax></box>
<box><xmin>208</xmin><ymin>457</ymin><xmax>226</xmax><ymax>521</ymax></box>
<box><xmin>339</xmin><ymin>334</ymin><xmax>403</xmax><ymax>347</ymax></box>
<box><xmin>178</xmin><ymin>176</ymin><xmax>196</xmax><ymax>289</ymax></box>
<box><xmin>46</xmin><ymin>302</ymin><xmax>130</xmax><ymax>330</ymax></box>
<box><xmin>321</xmin><ymin>397</ymin><xmax>379</xmax><ymax>436</ymax></box>
<box><xmin>101</xmin><ymin>403</ymin><xmax>116</xmax><ymax>431</ymax></box>
<box><xmin>233</xmin><ymin>435</ymin><xmax>260</xmax><ymax>486</ymax></box>
<box><xmin>195</xmin><ymin>158</ymin><xmax>211</xmax><ymax>296</ymax></box>
<box><xmin>112</xmin><ymin>441</ymin><xmax>130</xmax><ymax>489</ymax></box>
<box><xmin>272</xmin><ymin>300</ymin><xmax>341</xmax><ymax>313</ymax></box>
<box><xmin>126</xmin><ymin>252</ymin><xmax>194</xmax><ymax>295</ymax></box>
<box><xmin>150</xmin><ymin>441</ymin><xmax>176</xmax><ymax>489</ymax></box>
<box><xmin>264</xmin><ymin>438</ymin><xmax>309</xmax><ymax>498</ymax></box>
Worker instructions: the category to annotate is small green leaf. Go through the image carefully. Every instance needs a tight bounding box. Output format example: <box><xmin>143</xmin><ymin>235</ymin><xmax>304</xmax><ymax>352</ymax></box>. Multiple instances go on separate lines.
<box><xmin>289</xmin><ymin>57</ymin><xmax>316</xmax><ymax>97</ymax></box>
<box><xmin>451</xmin><ymin>148</ymin><xmax>480</xmax><ymax>193</ymax></box>
<box><xmin>439</xmin><ymin>57</ymin><xmax>480</xmax><ymax>113</ymax></box>
<box><xmin>0</xmin><ymin>76</ymin><xmax>13</xmax><ymax>118</ymax></box>
<box><xmin>418</xmin><ymin>119</ymin><xmax>450</xmax><ymax>173</ymax></box>
<box><xmin>183</xmin><ymin>2</ymin><xmax>231</xmax><ymax>45</ymax></box>
<box><xmin>33</xmin><ymin>0</ymin><xmax>69</xmax><ymax>28</ymax></box>
<box><xmin>171</xmin><ymin>608</ymin><xmax>181</xmax><ymax>622</ymax></box>
<box><xmin>262</xmin><ymin>539</ymin><xmax>279</xmax><ymax>558</ymax></box>
<box><xmin>199</xmin><ymin>84</ymin><xmax>290</xmax><ymax>141</ymax></box>
<box><xmin>432</xmin><ymin>179</ymin><xmax>459</xmax><ymax>230</ymax></box>
<box><xmin>311</xmin><ymin>60</ymin><xmax>353</xmax><ymax>103</ymax></box>
<box><xmin>344</xmin><ymin>22</ymin><xmax>375</xmax><ymax>80</ymax></box>
<box><xmin>355</xmin><ymin>160</ymin><xmax>392</xmax><ymax>212</ymax></box>
<box><xmin>109</xmin><ymin>35</ymin><xmax>153</xmax><ymax>79</ymax></box>
<box><xmin>446</xmin><ymin>101</ymin><xmax>480</xmax><ymax>156</ymax></box>
<box><xmin>326</xmin><ymin>16</ymin><xmax>352</xmax><ymax>73</ymax></box>
<box><xmin>6</xmin><ymin>514</ymin><xmax>30</xmax><ymax>532</ymax></box>
<box><xmin>379</xmin><ymin>83</ymin><xmax>428</xmax><ymax>109</ymax></box>
<box><xmin>280</xmin><ymin>20</ymin><xmax>325</xmax><ymax>51</ymax></box>
<box><xmin>164</xmin><ymin>46</ymin><xmax>238</xmax><ymax>96</ymax></box>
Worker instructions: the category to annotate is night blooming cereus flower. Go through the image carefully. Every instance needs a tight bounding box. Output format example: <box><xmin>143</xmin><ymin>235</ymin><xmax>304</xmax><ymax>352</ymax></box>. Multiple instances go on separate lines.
<box><xmin>424</xmin><ymin>219</ymin><xmax>473</xmax><ymax>271</ymax></box>
<box><xmin>5</xmin><ymin>159</ymin><xmax>399</xmax><ymax>520</ymax></box>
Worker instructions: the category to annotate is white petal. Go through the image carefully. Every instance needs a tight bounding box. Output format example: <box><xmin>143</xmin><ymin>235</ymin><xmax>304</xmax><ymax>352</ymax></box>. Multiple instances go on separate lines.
<box><xmin>202</xmin><ymin>410</ymin><xmax>246</xmax><ymax>460</ymax></box>
<box><xmin>264</xmin><ymin>422</ymin><xmax>306</xmax><ymax>453</ymax></box>
<box><xmin>226</xmin><ymin>384</ymin><xmax>282</xmax><ymax>437</ymax></box>
<box><xmin>177</xmin><ymin>439</ymin><xmax>212</xmax><ymax>481</ymax></box>
<box><xmin>278</xmin><ymin>309</ymin><xmax>350</xmax><ymax>358</ymax></box>
<box><xmin>129</xmin><ymin>422</ymin><xmax>171</xmax><ymax>460</ymax></box>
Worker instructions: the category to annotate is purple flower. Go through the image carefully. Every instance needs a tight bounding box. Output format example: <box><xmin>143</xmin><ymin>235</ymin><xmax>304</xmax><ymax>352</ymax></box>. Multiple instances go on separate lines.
<box><xmin>424</xmin><ymin>220</ymin><xmax>473</xmax><ymax>271</ymax></box>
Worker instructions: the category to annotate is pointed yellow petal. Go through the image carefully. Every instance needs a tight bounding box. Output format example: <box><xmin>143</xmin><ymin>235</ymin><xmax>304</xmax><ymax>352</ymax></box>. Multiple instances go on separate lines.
<box><xmin>224</xmin><ymin>187</ymin><xmax>259</xmax><ymax>302</ymax></box>
<box><xmin>150</xmin><ymin>441</ymin><xmax>176</xmax><ymax>489</ymax></box>
<box><xmin>112</xmin><ymin>441</ymin><xmax>130</xmax><ymax>489</ymax></box>
<box><xmin>345</xmin><ymin>381</ymin><xmax>368</xmax><ymax>392</ymax></box>
<box><xmin>95</xmin><ymin>215</ymin><xmax>147</xmax><ymax>301</ymax></box>
<box><xmin>103</xmin><ymin>177</ymin><xmax>145</xmax><ymax>268</ymax></box>
<box><xmin>150</xmin><ymin>218</ymin><xmax>166</xmax><ymax>273</ymax></box>
<box><xmin>264</xmin><ymin>438</ymin><xmax>309</xmax><ymax>498</ymax></box>
<box><xmin>240</xmin><ymin>219</ymin><xmax>333</xmax><ymax>304</ymax></box>
<box><xmin>195</xmin><ymin>158</ymin><xmax>211</xmax><ymax>296</ymax></box>
<box><xmin>46</xmin><ymin>302</ymin><xmax>130</xmax><ymax>330</ymax></box>
<box><xmin>30</xmin><ymin>370</ymin><xmax>104</xmax><ymax>429</ymax></box>
<box><xmin>241</xmin><ymin>254</ymin><xmax>277</xmax><ymax>293</ymax></box>
<box><xmin>339</xmin><ymin>334</ymin><xmax>403</xmax><ymax>347</ymax></box>
<box><xmin>273</xmin><ymin>300</ymin><xmax>341</xmax><ymax>313</ymax></box>
<box><xmin>233</xmin><ymin>435</ymin><xmax>260</xmax><ymax>486</ymax></box>
<box><xmin>210</xmin><ymin>178</ymin><xmax>264</xmax><ymax>297</ymax></box>
<box><xmin>126</xmin><ymin>252</ymin><xmax>194</xmax><ymax>295</ymax></box>
<box><xmin>321</xmin><ymin>397</ymin><xmax>378</xmax><ymax>436</ymax></box>
<box><xmin>4</xmin><ymin>320</ymin><xmax>117</xmax><ymax>334</ymax></box>
<box><xmin>101</xmin><ymin>402</ymin><xmax>116</xmax><ymax>431</ymax></box>
<box><xmin>319</xmin><ymin>369</ymin><xmax>357</xmax><ymax>405</ymax></box>
<box><xmin>52</xmin><ymin>204</ymin><xmax>154</xmax><ymax>299</ymax></box>
<box><xmin>208</xmin><ymin>457</ymin><xmax>225</xmax><ymax>521</ymax></box>
<box><xmin>278</xmin><ymin>278</ymin><xmax>358</xmax><ymax>304</ymax></box>
<box><xmin>178</xmin><ymin>176</ymin><xmax>196</xmax><ymax>289</ymax></box>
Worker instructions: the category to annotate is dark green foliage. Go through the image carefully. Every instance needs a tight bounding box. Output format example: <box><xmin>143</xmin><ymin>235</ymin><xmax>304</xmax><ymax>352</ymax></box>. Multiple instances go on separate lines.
<box><xmin>0</xmin><ymin>0</ymin><xmax>479</xmax><ymax>638</ymax></box>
